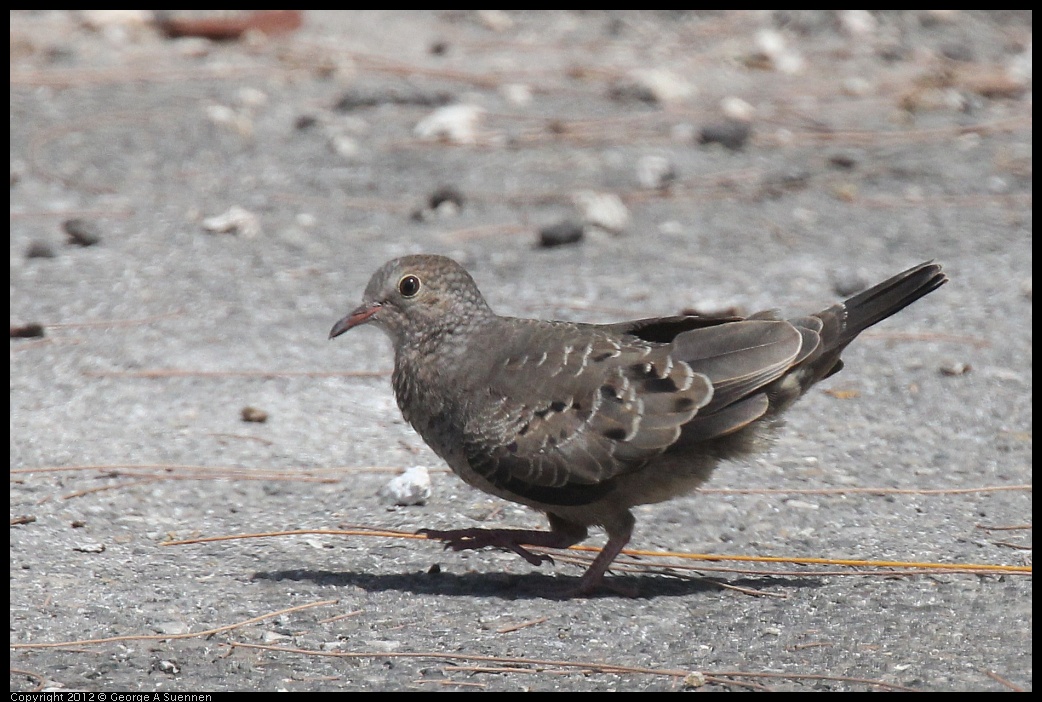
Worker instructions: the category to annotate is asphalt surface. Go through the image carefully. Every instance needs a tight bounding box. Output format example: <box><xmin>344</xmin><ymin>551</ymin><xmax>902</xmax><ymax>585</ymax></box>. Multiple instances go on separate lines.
<box><xmin>10</xmin><ymin>11</ymin><xmax>1032</xmax><ymax>692</ymax></box>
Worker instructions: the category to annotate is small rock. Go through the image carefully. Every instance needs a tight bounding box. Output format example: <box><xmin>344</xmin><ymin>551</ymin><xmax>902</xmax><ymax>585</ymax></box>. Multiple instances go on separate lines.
<box><xmin>477</xmin><ymin>10</ymin><xmax>514</xmax><ymax>32</ymax></box>
<box><xmin>940</xmin><ymin>361</ymin><xmax>972</xmax><ymax>377</ymax></box>
<box><xmin>610</xmin><ymin>69</ymin><xmax>695</xmax><ymax>104</ymax></box>
<box><xmin>572</xmin><ymin>191</ymin><xmax>630</xmax><ymax>234</ymax></box>
<box><xmin>295</xmin><ymin>114</ymin><xmax>319</xmax><ymax>130</ymax></box>
<box><xmin>156</xmin><ymin>659</ymin><xmax>180</xmax><ymax>675</ymax></box>
<box><xmin>636</xmin><ymin>155</ymin><xmax>676</xmax><ymax>190</ymax></box>
<box><xmin>237</xmin><ymin>86</ymin><xmax>268</xmax><ymax>108</ymax></box>
<box><xmin>10</xmin><ymin>323</ymin><xmax>45</xmax><ymax>339</ymax></box>
<box><xmin>73</xmin><ymin>542</ymin><xmax>106</xmax><ymax>554</ymax></box>
<box><xmin>826</xmin><ymin>150</ymin><xmax>860</xmax><ymax>170</ymax></box>
<box><xmin>414</xmin><ymin>104</ymin><xmax>485</xmax><ymax>145</ymax></box>
<box><xmin>19</xmin><ymin>236</ymin><xmax>45</xmax><ymax>257</ymax></box>
<box><xmin>839</xmin><ymin>10</ymin><xmax>877</xmax><ymax>36</ymax></box>
<box><xmin>205</xmin><ymin>104</ymin><xmax>253</xmax><ymax>138</ymax></box>
<box><xmin>379</xmin><ymin>466</ymin><xmax>432</xmax><ymax>506</ymax></box>
<box><xmin>429</xmin><ymin>186</ymin><xmax>465</xmax><ymax>212</ymax></box>
<box><xmin>241</xmin><ymin>406</ymin><xmax>268</xmax><ymax>423</ymax></box>
<box><xmin>80</xmin><ymin>10</ymin><xmax>153</xmax><ymax>33</ymax></box>
<box><xmin>538</xmin><ymin>220</ymin><xmax>584</xmax><ymax>248</ymax></box>
<box><xmin>720</xmin><ymin>96</ymin><xmax>755</xmax><ymax>122</ymax></box>
<box><xmin>682</xmin><ymin>671</ymin><xmax>707</xmax><ymax>689</ymax></box>
<box><xmin>202</xmin><ymin>206</ymin><xmax>261</xmax><ymax>238</ymax></box>
<box><xmin>62</xmin><ymin>218</ymin><xmax>101</xmax><ymax>246</ymax></box>
<box><xmin>698</xmin><ymin>120</ymin><xmax>751</xmax><ymax>151</ymax></box>
<box><xmin>155</xmin><ymin>10</ymin><xmax>302</xmax><ymax>40</ymax></box>
<box><xmin>752</xmin><ymin>29</ymin><xmax>805</xmax><ymax>74</ymax></box>
<box><xmin>329</xmin><ymin>134</ymin><xmax>360</xmax><ymax>160</ymax></box>
<box><xmin>500</xmin><ymin>83</ymin><xmax>532</xmax><ymax>106</ymax></box>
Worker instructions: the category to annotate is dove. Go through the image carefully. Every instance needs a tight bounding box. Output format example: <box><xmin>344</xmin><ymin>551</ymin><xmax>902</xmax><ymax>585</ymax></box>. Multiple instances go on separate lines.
<box><xmin>330</xmin><ymin>255</ymin><xmax>946</xmax><ymax>595</ymax></box>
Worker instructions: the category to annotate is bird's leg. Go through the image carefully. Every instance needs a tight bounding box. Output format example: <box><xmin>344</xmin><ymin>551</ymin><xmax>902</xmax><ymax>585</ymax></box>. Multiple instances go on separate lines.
<box><xmin>418</xmin><ymin>514</ymin><xmax>588</xmax><ymax>567</ymax></box>
<box><xmin>572</xmin><ymin>511</ymin><xmax>635</xmax><ymax>596</ymax></box>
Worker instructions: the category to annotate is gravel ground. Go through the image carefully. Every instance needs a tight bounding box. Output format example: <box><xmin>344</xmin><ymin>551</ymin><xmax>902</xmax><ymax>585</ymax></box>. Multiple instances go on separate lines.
<box><xmin>10</xmin><ymin>11</ymin><xmax>1031</xmax><ymax>692</ymax></box>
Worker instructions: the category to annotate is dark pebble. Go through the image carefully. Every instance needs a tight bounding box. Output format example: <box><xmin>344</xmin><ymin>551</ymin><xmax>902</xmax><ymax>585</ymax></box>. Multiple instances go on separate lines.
<box><xmin>63</xmin><ymin>218</ymin><xmax>101</xmax><ymax>247</ymax></box>
<box><xmin>294</xmin><ymin>114</ymin><xmax>319</xmax><ymax>130</ymax></box>
<box><xmin>26</xmin><ymin>241</ymin><xmax>56</xmax><ymax>259</ymax></box>
<box><xmin>698</xmin><ymin>120</ymin><xmax>751</xmax><ymax>151</ymax></box>
<box><xmin>429</xmin><ymin>186</ymin><xmax>465</xmax><ymax>210</ymax></box>
<box><xmin>538</xmin><ymin>220</ymin><xmax>584</xmax><ymax>248</ymax></box>
<box><xmin>608</xmin><ymin>81</ymin><xmax>658</xmax><ymax>104</ymax></box>
<box><xmin>241</xmin><ymin>406</ymin><xmax>269</xmax><ymax>423</ymax></box>
<box><xmin>10</xmin><ymin>323</ymin><xmax>45</xmax><ymax>339</ymax></box>
<box><xmin>827</xmin><ymin>150</ymin><xmax>861</xmax><ymax>170</ymax></box>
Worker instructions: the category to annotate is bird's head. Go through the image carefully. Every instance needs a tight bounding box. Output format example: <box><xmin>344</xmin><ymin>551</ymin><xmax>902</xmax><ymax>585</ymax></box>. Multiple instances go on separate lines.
<box><xmin>330</xmin><ymin>254</ymin><xmax>493</xmax><ymax>348</ymax></box>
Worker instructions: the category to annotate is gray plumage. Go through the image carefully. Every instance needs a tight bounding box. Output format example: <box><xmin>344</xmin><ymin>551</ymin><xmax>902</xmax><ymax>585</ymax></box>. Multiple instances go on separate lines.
<box><xmin>330</xmin><ymin>255</ymin><xmax>947</xmax><ymax>595</ymax></box>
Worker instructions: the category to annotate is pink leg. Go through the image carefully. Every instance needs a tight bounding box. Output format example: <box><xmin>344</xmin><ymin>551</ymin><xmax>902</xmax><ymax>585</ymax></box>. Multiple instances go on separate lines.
<box><xmin>419</xmin><ymin>512</ymin><xmax>636</xmax><ymax>597</ymax></box>
<box><xmin>572</xmin><ymin>516</ymin><xmax>634</xmax><ymax>596</ymax></box>
<box><xmin>417</xmin><ymin>526</ymin><xmax>584</xmax><ymax>566</ymax></box>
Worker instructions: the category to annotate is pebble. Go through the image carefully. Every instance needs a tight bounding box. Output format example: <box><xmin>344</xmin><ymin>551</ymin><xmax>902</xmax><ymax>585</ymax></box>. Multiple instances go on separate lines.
<box><xmin>26</xmin><ymin>241</ymin><xmax>56</xmax><ymax>259</ymax></box>
<box><xmin>379</xmin><ymin>466</ymin><xmax>432</xmax><ymax>506</ymax></box>
<box><xmin>572</xmin><ymin>191</ymin><xmax>630</xmax><ymax>234</ymax></box>
<box><xmin>63</xmin><ymin>218</ymin><xmax>101</xmax><ymax>247</ymax></box>
<box><xmin>538</xmin><ymin>220</ymin><xmax>584</xmax><ymax>248</ymax></box>
<box><xmin>202</xmin><ymin>206</ymin><xmax>261</xmax><ymax>238</ymax></box>
<box><xmin>414</xmin><ymin>104</ymin><xmax>485</xmax><ymax>145</ymax></box>
<box><xmin>636</xmin><ymin>155</ymin><xmax>676</xmax><ymax>190</ymax></box>
<box><xmin>698</xmin><ymin>120</ymin><xmax>751</xmax><ymax>151</ymax></box>
<box><xmin>241</xmin><ymin>406</ymin><xmax>268</xmax><ymax>423</ymax></box>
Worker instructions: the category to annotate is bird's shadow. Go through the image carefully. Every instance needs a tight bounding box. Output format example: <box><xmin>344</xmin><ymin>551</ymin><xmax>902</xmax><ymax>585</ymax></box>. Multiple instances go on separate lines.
<box><xmin>252</xmin><ymin>566</ymin><xmax>825</xmax><ymax>600</ymax></box>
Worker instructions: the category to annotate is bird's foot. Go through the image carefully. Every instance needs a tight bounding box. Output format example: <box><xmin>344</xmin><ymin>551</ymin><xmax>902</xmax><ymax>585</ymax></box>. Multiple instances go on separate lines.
<box><xmin>417</xmin><ymin>527</ymin><xmax>567</xmax><ymax>567</ymax></box>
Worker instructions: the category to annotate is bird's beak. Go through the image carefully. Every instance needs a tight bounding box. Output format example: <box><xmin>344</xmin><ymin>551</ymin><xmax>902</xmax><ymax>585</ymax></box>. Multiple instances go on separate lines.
<box><xmin>329</xmin><ymin>303</ymin><xmax>381</xmax><ymax>339</ymax></box>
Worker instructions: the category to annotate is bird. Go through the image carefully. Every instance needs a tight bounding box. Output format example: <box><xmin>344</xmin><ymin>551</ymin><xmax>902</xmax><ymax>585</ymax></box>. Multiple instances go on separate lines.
<box><xmin>330</xmin><ymin>255</ymin><xmax>946</xmax><ymax>596</ymax></box>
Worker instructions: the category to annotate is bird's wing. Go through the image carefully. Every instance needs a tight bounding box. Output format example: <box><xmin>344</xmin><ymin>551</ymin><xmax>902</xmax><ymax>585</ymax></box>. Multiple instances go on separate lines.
<box><xmin>459</xmin><ymin>326</ymin><xmax>712</xmax><ymax>505</ymax></box>
<box><xmin>667</xmin><ymin>319</ymin><xmax>811</xmax><ymax>445</ymax></box>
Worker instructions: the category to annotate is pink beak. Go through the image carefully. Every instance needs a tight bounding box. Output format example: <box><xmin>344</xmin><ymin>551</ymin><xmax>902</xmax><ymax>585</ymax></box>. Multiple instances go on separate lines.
<box><xmin>329</xmin><ymin>303</ymin><xmax>381</xmax><ymax>339</ymax></box>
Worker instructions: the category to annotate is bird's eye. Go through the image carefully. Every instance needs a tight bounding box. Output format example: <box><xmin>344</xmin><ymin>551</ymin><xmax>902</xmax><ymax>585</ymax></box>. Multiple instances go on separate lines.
<box><xmin>398</xmin><ymin>275</ymin><xmax>421</xmax><ymax>298</ymax></box>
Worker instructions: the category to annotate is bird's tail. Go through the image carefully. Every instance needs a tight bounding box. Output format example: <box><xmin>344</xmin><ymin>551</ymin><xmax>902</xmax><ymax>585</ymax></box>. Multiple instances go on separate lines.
<box><xmin>785</xmin><ymin>261</ymin><xmax>947</xmax><ymax>391</ymax></box>
<box><xmin>817</xmin><ymin>261</ymin><xmax>948</xmax><ymax>354</ymax></box>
